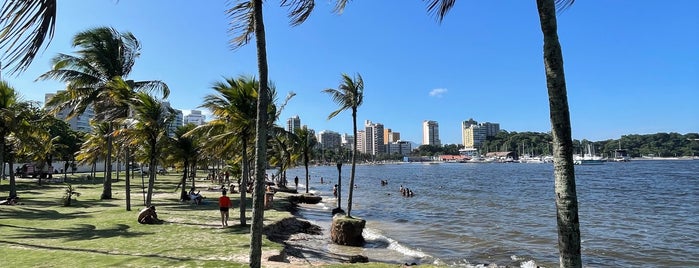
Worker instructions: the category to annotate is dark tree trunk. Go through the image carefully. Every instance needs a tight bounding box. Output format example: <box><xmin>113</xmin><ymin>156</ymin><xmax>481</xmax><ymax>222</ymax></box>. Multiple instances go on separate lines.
<box><xmin>180</xmin><ymin>159</ymin><xmax>189</xmax><ymax>201</ymax></box>
<box><xmin>249</xmin><ymin>0</ymin><xmax>270</xmax><ymax>266</ymax></box>
<box><xmin>102</xmin><ymin>125</ymin><xmax>113</xmax><ymax>199</ymax></box>
<box><xmin>240</xmin><ymin>138</ymin><xmax>248</xmax><ymax>226</ymax></box>
<box><xmin>536</xmin><ymin>0</ymin><xmax>582</xmax><ymax>267</ymax></box>
<box><xmin>125</xmin><ymin>147</ymin><xmax>131</xmax><ymax>211</ymax></box>
<box><xmin>347</xmin><ymin>109</ymin><xmax>358</xmax><ymax>217</ymax></box>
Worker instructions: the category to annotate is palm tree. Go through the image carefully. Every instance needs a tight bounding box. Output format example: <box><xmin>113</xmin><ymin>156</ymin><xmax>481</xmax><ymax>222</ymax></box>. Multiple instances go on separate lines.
<box><xmin>0</xmin><ymin>81</ymin><xmax>46</xmax><ymax>198</ymax></box>
<box><xmin>130</xmin><ymin>92</ymin><xmax>174</xmax><ymax>206</ymax></box>
<box><xmin>167</xmin><ymin>123</ymin><xmax>201</xmax><ymax>202</ymax></box>
<box><xmin>200</xmin><ymin>76</ymin><xmax>262</xmax><ymax>226</ymax></box>
<box><xmin>323</xmin><ymin>73</ymin><xmax>364</xmax><ymax>217</ymax></box>
<box><xmin>294</xmin><ymin>126</ymin><xmax>317</xmax><ymax>193</ymax></box>
<box><xmin>39</xmin><ymin>27</ymin><xmax>168</xmax><ymax>200</ymax></box>
<box><xmin>422</xmin><ymin>0</ymin><xmax>581</xmax><ymax>266</ymax></box>
<box><xmin>268</xmin><ymin>126</ymin><xmax>298</xmax><ymax>186</ymax></box>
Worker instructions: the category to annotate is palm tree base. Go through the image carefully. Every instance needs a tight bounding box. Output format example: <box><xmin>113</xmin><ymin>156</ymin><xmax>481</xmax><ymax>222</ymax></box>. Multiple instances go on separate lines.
<box><xmin>330</xmin><ymin>214</ymin><xmax>365</xmax><ymax>246</ymax></box>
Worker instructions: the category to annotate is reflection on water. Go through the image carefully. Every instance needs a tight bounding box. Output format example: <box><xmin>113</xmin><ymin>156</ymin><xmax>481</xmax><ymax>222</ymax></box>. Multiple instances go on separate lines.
<box><xmin>283</xmin><ymin>160</ymin><xmax>699</xmax><ymax>267</ymax></box>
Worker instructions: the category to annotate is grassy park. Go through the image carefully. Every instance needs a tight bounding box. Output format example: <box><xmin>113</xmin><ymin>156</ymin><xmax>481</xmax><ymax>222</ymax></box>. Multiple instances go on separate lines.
<box><xmin>0</xmin><ymin>171</ymin><xmax>290</xmax><ymax>267</ymax></box>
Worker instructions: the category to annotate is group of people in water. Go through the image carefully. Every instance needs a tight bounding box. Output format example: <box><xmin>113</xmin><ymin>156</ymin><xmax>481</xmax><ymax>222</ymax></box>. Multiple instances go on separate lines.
<box><xmin>399</xmin><ymin>185</ymin><xmax>415</xmax><ymax>197</ymax></box>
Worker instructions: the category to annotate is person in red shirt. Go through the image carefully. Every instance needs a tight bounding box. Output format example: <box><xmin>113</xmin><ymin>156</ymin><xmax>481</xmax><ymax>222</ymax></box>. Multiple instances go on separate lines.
<box><xmin>218</xmin><ymin>190</ymin><xmax>232</xmax><ymax>227</ymax></box>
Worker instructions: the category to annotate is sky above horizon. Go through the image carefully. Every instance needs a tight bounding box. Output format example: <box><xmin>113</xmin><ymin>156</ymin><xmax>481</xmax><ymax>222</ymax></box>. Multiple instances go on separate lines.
<box><xmin>3</xmin><ymin>0</ymin><xmax>698</xmax><ymax>145</ymax></box>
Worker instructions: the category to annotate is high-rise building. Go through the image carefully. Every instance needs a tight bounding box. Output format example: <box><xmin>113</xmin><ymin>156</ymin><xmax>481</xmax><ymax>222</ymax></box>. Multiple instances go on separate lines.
<box><xmin>461</xmin><ymin>118</ymin><xmax>500</xmax><ymax>149</ymax></box>
<box><xmin>45</xmin><ymin>91</ymin><xmax>94</xmax><ymax>132</ymax></box>
<box><xmin>163</xmin><ymin>101</ymin><xmax>183</xmax><ymax>137</ymax></box>
<box><xmin>341</xmin><ymin>133</ymin><xmax>354</xmax><ymax>150</ymax></box>
<box><xmin>383</xmin><ymin>129</ymin><xmax>401</xmax><ymax>144</ymax></box>
<box><xmin>364</xmin><ymin>120</ymin><xmax>385</xmax><ymax>155</ymax></box>
<box><xmin>318</xmin><ymin>130</ymin><xmax>342</xmax><ymax>150</ymax></box>
<box><xmin>422</xmin><ymin>120</ymin><xmax>441</xmax><ymax>146</ymax></box>
<box><xmin>287</xmin><ymin>115</ymin><xmax>301</xmax><ymax>133</ymax></box>
<box><xmin>184</xmin><ymin>110</ymin><xmax>206</xmax><ymax>126</ymax></box>
<box><xmin>356</xmin><ymin>130</ymin><xmax>366</xmax><ymax>153</ymax></box>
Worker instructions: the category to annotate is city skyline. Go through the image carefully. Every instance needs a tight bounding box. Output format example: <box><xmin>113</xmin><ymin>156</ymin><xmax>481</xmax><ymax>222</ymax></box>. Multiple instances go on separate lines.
<box><xmin>4</xmin><ymin>1</ymin><xmax>697</xmax><ymax>144</ymax></box>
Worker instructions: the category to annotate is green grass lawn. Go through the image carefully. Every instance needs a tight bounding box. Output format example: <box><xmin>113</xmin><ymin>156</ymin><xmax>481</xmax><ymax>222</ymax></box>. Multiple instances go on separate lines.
<box><xmin>0</xmin><ymin>171</ymin><xmax>288</xmax><ymax>267</ymax></box>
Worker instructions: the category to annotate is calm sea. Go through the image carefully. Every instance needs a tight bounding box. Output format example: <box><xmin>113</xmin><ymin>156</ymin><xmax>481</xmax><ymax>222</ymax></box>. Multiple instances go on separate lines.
<box><xmin>281</xmin><ymin>160</ymin><xmax>699</xmax><ymax>267</ymax></box>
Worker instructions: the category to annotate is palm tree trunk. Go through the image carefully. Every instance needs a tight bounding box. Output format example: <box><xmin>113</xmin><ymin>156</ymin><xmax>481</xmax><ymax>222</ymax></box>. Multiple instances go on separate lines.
<box><xmin>8</xmin><ymin>153</ymin><xmax>17</xmax><ymax>198</ymax></box>
<box><xmin>102</xmin><ymin>126</ymin><xmax>114</xmax><ymax>199</ymax></box>
<box><xmin>536</xmin><ymin>0</ymin><xmax>582</xmax><ymax>267</ymax></box>
<box><xmin>249</xmin><ymin>0</ymin><xmax>270</xmax><ymax>266</ymax></box>
<box><xmin>304</xmin><ymin>156</ymin><xmax>309</xmax><ymax>193</ymax></box>
<box><xmin>145</xmin><ymin>142</ymin><xmax>157</xmax><ymax>205</ymax></box>
<box><xmin>240</xmin><ymin>138</ymin><xmax>249</xmax><ymax>226</ymax></box>
<box><xmin>0</xmin><ymin>140</ymin><xmax>5</xmax><ymax>181</ymax></box>
<box><xmin>347</xmin><ymin>109</ymin><xmax>358</xmax><ymax>217</ymax></box>
<box><xmin>180</xmin><ymin>159</ymin><xmax>189</xmax><ymax>201</ymax></box>
<box><xmin>125</xmin><ymin>147</ymin><xmax>131</xmax><ymax>211</ymax></box>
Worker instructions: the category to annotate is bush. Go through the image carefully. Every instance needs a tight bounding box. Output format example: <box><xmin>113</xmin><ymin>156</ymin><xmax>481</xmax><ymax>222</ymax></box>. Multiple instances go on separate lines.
<box><xmin>62</xmin><ymin>184</ymin><xmax>81</xmax><ymax>206</ymax></box>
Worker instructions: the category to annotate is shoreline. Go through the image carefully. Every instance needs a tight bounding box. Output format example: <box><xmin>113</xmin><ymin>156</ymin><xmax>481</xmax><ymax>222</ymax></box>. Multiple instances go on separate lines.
<box><xmin>264</xmin><ymin>192</ymin><xmax>418</xmax><ymax>267</ymax></box>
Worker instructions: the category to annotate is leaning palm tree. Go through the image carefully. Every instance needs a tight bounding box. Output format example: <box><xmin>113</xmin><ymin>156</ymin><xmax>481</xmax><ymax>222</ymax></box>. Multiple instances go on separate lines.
<box><xmin>294</xmin><ymin>126</ymin><xmax>317</xmax><ymax>193</ymax></box>
<box><xmin>129</xmin><ymin>92</ymin><xmax>174</xmax><ymax>206</ymax></box>
<box><xmin>39</xmin><ymin>27</ymin><xmax>168</xmax><ymax>200</ymax></box>
<box><xmin>422</xmin><ymin>0</ymin><xmax>581</xmax><ymax>266</ymax></box>
<box><xmin>323</xmin><ymin>73</ymin><xmax>364</xmax><ymax>217</ymax></box>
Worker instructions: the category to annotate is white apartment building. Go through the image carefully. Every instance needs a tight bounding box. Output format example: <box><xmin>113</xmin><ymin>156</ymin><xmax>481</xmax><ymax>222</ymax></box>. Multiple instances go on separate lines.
<box><xmin>422</xmin><ymin>120</ymin><xmax>441</xmax><ymax>146</ymax></box>
<box><xmin>287</xmin><ymin>115</ymin><xmax>301</xmax><ymax>133</ymax></box>
<box><xmin>364</xmin><ymin>120</ymin><xmax>385</xmax><ymax>155</ymax></box>
<box><xmin>184</xmin><ymin>110</ymin><xmax>206</xmax><ymax>126</ymax></box>
<box><xmin>45</xmin><ymin>92</ymin><xmax>94</xmax><ymax>132</ymax></box>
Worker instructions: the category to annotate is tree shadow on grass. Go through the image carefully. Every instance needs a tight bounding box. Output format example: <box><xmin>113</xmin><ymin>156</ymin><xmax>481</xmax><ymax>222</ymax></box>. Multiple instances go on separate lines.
<box><xmin>0</xmin><ymin>240</ymin><xmax>197</xmax><ymax>262</ymax></box>
<box><xmin>5</xmin><ymin>223</ymin><xmax>150</xmax><ymax>241</ymax></box>
<box><xmin>0</xmin><ymin>207</ymin><xmax>91</xmax><ymax>220</ymax></box>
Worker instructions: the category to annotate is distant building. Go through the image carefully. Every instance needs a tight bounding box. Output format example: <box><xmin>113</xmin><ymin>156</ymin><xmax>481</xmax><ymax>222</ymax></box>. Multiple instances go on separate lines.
<box><xmin>184</xmin><ymin>110</ymin><xmax>206</xmax><ymax>126</ymax></box>
<box><xmin>341</xmin><ymin>133</ymin><xmax>354</xmax><ymax>150</ymax></box>
<box><xmin>44</xmin><ymin>91</ymin><xmax>94</xmax><ymax>132</ymax></box>
<box><xmin>163</xmin><ymin>101</ymin><xmax>183</xmax><ymax>137</ymax></box>
<box><xmin>461</xmin><ymin>118</ymin><xmax>500</xmax><ymax>149</ymax></box>
<box><xmin>422</xmin><ymin>120</ymin><xmax>441</xmax><ymax>146</ymax></box>
<box><xmin>318</xmin><ymin>130</ymin><xmax>341</xmax><ymax>150</ymax></box>
<box><xmin>356</xmin><ymin>130</ymin><xmax>366</xmax><ymax>153</ymax></box>
<box><xmin>387</xmin><ymin>140</ymin><xmax>412</xmax><ymax>156</ymax></box>
<box><xmin>364</xmin><ymin>120</ymin><xmax>385</xmax><ymax>155</ymax></box>
<box><xmin>384</xmin><ymin>128</ymin><xmax>401</xmax><ymax>144</ymax></box>
<box><xmin>287</xmin><ymin>115</ymin><xmax>301</xmax><ymax>133</ymax></box>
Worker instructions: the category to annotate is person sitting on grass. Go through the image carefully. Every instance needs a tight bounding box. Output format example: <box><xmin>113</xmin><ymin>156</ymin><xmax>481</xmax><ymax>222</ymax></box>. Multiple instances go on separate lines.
<box><xmin>137</xmin><ymin>205</ymin><xmax>162</xmax><ymax>224</ymax></box>
<box><xmin>189</xmin><ymin>187</ymin><xmax>204</xmax><ymax>205</ymax></box>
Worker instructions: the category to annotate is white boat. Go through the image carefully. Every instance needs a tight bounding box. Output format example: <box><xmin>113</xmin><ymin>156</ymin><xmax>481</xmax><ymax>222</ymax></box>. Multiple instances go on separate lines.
<box><xmin>574</xmin><ymin>144</ymin><xmax>605</xmax><ymax>165</ymax></box>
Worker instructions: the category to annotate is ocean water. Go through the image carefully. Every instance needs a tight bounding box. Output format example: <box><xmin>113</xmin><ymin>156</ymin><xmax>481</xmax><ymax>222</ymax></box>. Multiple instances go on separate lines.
<box><xmin>281</xmin><ymin>160</ymin><xmax>699</xmax><ymax>267</ymax></box>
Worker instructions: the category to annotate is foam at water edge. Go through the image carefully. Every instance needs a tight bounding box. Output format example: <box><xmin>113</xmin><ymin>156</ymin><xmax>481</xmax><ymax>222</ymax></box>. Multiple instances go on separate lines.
<box><xmin>362</xmin><ymin>227</ymin><xmax>430</xmax><ymax>259</ymax></box>
<box><xmin>512</xmin><ymin>255</ymin><xmax>539</xmax><ymax>268</ymax></box>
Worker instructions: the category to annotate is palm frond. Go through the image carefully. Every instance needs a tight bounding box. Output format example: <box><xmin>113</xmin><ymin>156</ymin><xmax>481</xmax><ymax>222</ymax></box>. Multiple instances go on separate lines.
<box><xmin>333</xmin><ymin>0</ymin><xmax>351</xmax><ymax>14</ymax></box>
<box><xmin>0</xmin><ymin>0</ymin><xmax>57</xmax><ymax>75</ymax></box>
<box><xmin>280</xmin><ymin>0</ymin><xmax>315</xmax><ymax>26</ymax></box>
<box><xmin>554</xmin><ymin>0</ymin><xmax>575</xmax><ymax>12</ymax></box>
<box><xmin>226</xmin><ymin>0</ymin><xmax>255</xmax><ymax>50</ymax></box>
<box><xmin>423</xmin><ymin>0</ymin><xmax>456</xmax><ymax>23</ymax></box>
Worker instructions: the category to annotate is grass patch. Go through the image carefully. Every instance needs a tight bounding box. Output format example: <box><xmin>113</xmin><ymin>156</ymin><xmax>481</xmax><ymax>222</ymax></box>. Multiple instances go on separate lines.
<box><xmin>0</xmin><ymin>171</ymin><xmax>288</xmax><ymax>267</ymax></box>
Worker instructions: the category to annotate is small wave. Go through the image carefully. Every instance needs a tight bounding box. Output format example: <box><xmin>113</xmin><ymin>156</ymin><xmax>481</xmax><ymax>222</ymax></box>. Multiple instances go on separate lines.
<box><xmin>512</xmin><ymin>255</ymin><xmax>540</xmax><ymax>268</ymax></box>
<box><xmin>363</xmin><ymin>227</ymin><xmax>430</xmax><ymax>259</ymax></box>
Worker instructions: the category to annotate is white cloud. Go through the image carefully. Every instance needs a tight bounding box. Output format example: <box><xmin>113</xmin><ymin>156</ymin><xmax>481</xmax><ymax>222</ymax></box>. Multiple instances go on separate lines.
<box><xmin>429</xmin><ymin>88</ymin><xmax>447</xmax><ymax>97</ymax></box>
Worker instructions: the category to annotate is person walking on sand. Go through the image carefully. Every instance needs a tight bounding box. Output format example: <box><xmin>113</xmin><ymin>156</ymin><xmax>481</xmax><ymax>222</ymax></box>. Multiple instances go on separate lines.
<box><xmin>218</xmin><ymin>190</ymin><xmax>232</xmax><ymax>227</ymax></box>
<box><xmin>294</xmin><ymin>176</ymin><xmax>299</xmax><ymax>189</ymax></box>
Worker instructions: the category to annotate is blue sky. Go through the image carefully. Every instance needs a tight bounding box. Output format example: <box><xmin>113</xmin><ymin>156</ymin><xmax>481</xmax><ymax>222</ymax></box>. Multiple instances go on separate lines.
<box><xmin>4</xmin><ymin>0</ymin><xmax>698</xmax><ymax>145</ymax></box>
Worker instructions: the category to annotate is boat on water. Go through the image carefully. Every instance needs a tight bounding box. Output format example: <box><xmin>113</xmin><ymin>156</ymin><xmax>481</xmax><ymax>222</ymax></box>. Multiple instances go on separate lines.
<box><xmin>574</xmin><ymin>144</ymin><xmax>605</xmax><ymax>165</ymax></box>
<box><xmin>613</xmin><ymin>149</ymin><xmax>630</xmax><ymax>162</ymax></box>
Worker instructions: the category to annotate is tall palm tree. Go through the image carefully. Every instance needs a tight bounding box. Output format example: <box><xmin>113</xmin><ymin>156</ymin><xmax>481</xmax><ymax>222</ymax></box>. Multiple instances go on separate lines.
<box><xmin>423</xmin><ymin>0</ymin><xmax>581</xmax><ymax>266</ymax></box>
<box><xmin>200</xmin><ymin>76</ymin><xmax>262</xmax><ymax>226</ymax></box>
<box><xmin>0</xmin><ymin>81</ymin><xmax>46</xmax><ymax>198</ymax></box>
<box><xmin>167</xmin><ymin>123</ymin><xmax>201</xmax><ymax>202</ymax></box>
<box><xmin>268</xmin><ymin>126</ymin><xmax>298</xmax><ymax>185</ymax></box>
<box><xmin>294</xmin><ymin>126</ymin><xmax>317</xmax><ymax>193</ymax></box>
<box><xmin>323</xmin><ymin>73</ymin><xmax>364</xmax><ymax>217</ymax></box>
<box><xmin>130</xmin><ymin>92</ymin><xmax>174</xmax><ymax>206</ymax></box>
<box><xmin>39</xmin><ymin>27</ymin><xmax>168</xmax><ymax>200</ymax></box>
